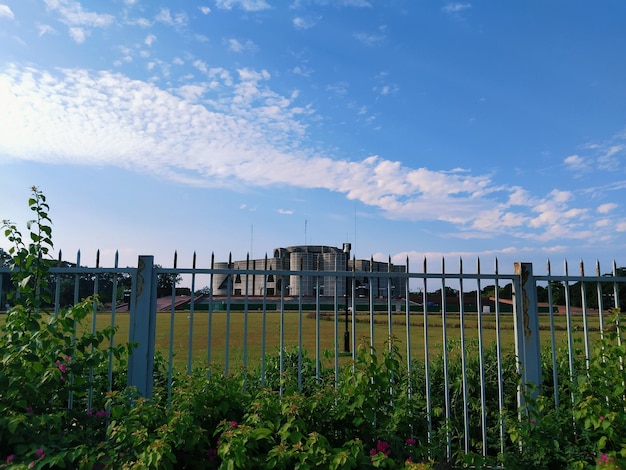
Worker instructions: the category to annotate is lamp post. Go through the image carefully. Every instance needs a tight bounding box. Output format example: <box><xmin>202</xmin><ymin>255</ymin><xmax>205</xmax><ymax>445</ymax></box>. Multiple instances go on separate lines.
<box><xmin>343</xmin><ymin>242</ymin><xmax>351</xmax><ymax>353</ymax></box>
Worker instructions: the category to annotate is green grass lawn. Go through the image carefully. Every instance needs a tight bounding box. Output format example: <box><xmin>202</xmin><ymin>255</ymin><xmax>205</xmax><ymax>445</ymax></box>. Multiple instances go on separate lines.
<box><xmin>68</xmin><ymin>309</ymin><xmax>605</xmax><ymax>371</ymax></box>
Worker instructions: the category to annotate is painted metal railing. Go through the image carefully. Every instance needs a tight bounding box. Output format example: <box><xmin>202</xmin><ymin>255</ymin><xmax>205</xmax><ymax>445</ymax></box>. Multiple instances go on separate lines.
<box><xmin>1</xmin><ymin>252</ymin><xmax>625</xmax><ymax>460</ymax></box>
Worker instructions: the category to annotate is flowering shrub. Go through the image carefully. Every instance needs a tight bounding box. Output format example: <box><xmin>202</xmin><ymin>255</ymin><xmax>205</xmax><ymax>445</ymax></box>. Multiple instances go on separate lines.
<box><xmin>1</xmin><ymin>188</ymin><xmax>625</xmax><ymax>469</ymax></box>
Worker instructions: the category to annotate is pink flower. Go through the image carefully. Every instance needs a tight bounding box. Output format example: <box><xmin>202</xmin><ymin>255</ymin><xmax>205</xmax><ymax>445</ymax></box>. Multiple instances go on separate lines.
<box><xmin>26</xmin><ymin>406</ymin><xmax>33</xmax><ymax>413</ymax></box>
<box><xmin>28</xmin><ymin>462</ymin><xmax>35</xmax><ymax>468</ymax></box>
<box><xmin>406</xmin><ymin>437</ymin><xmax>416</xmax><ymax>446</ymax></box>
<box><xmin>599</xmin><ymin>416</ymin><xmax>605</xmax><ymax>421</ymax></box>
<box><xmin>369</xmin><ymin>448</ymin><xmax>377</xmax><ymax>456</ymax></box>
<box><xmin>6</xmin><ymin>455</ymin><xmax>14</xmax><ymax>463</ymax></box>
<box><xmin>35</xmin><ymin>448</ymin><xmax>45</xmax><ymax>459</ymax></box>
<box><xmin>55</xmin><ymin>359</ymin><xmax>67</xmax><ymax>374</ymax></box>
<box><xmin>230</xmin><ymin>421</ymin><xmax>238</xmax><ymax>428</ymax></box>
<box><xmin>376</xmin><ymin>440</ymin><xmax>391</xmax><ymax>457</ymax></box>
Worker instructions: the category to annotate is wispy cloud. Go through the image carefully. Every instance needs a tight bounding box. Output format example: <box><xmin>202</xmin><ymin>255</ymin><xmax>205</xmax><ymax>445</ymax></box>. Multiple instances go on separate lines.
<box><xmin>353</xmin><ymin>31</ymin><xmax>385</xmax><ymax>46</ymax></box>
<box><xmin>0</xmin><ymin>64</ymin><xmax>617</xmax><ymax>244</ymax></box>
<box><xmin>215</xmin><ymin>0</ymin><xmax>270</xmax><ymax>12</ymax></box>
<box><xmin>442</xmin><ymin>3</ymin><xmax>471</xmax><ymax>14</ymax></box>
<box><xmin>292</xmin><ymin>16</ymin><xmax>316</xmax><ymax>30</ymax></box>
<box><xmin>277</xmin><ymin>209</ymin><xmax>294</xmax><ymax>215</ymax></box>
<box><xmin>226</xmin><ymin>38</ymin><xmax>258</xmax><ymax>53</ymax></box>
<box><xmin>198</xmin><ymin>6</ymin><xmax>212</xmax><ymax>15</ymax></box>
<box><xmin>155</xmin><ymin>8</ymin><xmax>188</xmax><ymax>27</ymax></box>
<box><xmin>43</xmin><ymin>0</ymin><xmax>114</xmax><ymax>43</ymax></box>
<box><xmin>0</xmin><ymin>4</ymin><xmax>14</xmax><ymax>20</ymax></box>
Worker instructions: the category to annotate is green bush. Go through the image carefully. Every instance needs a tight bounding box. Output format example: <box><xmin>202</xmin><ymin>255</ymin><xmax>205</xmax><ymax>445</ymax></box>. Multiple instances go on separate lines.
<box><xmin>1</xmin><ymin>188</ymin><xmax>625</xmax><ymax>469</ymax></box>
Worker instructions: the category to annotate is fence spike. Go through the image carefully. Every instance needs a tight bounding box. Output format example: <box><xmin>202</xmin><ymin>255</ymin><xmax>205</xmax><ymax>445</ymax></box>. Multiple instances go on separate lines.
<box><xmin>76</xmin><ymin>250</ymin><xmax>81</xmax><ymax>266</ymax></box>
<box><xmin>58</xmin><ymin>250</ymin><xmax>62</xmax><ymax>266</ymax></box>
<box><xmin>173</xmin><ymin>251</ymin><xmax>177</xmax><ymax>269</ymax></box>
<box><xmin>193</xmin><ymin>251</ymin><xmax>197</xmax><ymax>269</ymax></box>
<box><xmin>495</xmin><ymin>257</ymin><xmax>499</xmax><ymax>275</ymax></box>
<box><xmin>114</xmin><ymin>250</ymin><xmax>119</xmax><ymax>268</ymax></box>
<box><xmin>96</xmin><ymin>249</ymin><xmax>100</xmax><ymax>268</ymax></box>
<box><xmin>547</xmin><ymin>259</ymin><xmax>551</xmax><ymax>275</ymax></box>
<box><xmin>423</xmin><ymin>256</ymin><xmax>427</xmax><ymax>273</ymax></box>
<box><xmin>596</xmin><ymin>259</ymin><xmax>600</xmax><ymax>277</ymax></box>
<box><xmin>459</xmin><ymin>256</ymin><xmax>463</xmax><ymax>274</ymax></box>
<box><xmin>580</xmin><ymin>259</ymin><xmax>584</xmax><ymax>276</ymax></box>
<box><xmin>211</xmin><ymin>252</ymin><xmax>214</xmax><ymax>269</ymax></box>
<box><xmin>476</xmin><ymin>256</ymin><xmax>481</xmax><ymax>275</ymax></box>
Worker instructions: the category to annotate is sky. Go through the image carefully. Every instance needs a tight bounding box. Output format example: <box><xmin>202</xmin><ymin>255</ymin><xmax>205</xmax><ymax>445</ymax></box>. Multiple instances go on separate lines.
<box><xmin>1</xmin><ymin>0</ymin><xmax>625</xmax><ymax>276</ymax></box>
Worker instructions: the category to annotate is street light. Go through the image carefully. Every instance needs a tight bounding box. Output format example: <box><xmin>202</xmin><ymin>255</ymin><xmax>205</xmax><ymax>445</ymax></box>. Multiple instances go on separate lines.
<box><xmin>343</xmin><ymin>242</ymin><xmax>351</xmax><ymax>353</ymax></box>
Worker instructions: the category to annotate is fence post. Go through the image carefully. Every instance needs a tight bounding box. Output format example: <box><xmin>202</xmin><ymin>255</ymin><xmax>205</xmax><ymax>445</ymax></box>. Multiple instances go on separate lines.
<box><xmin>513</xmin><ymin>262</ymin><xmax>542</xmax><ymax>408</ymax></box>
<box><xmin>127</xmin><ymin>255</ymin><xmax>157</xmax><ymax>398</ymax></box>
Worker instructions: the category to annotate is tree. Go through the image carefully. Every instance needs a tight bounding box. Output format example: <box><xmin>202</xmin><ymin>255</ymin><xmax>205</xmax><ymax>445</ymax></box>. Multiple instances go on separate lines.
<box><xmin>156</xmin><ymin>264</ymin><xmax>183</xmax><ymax>297</ymax></box>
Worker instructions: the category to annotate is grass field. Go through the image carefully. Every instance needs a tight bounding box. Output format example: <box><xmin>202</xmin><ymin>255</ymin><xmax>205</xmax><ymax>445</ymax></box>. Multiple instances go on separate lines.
<box><xmin>64</xmin><ymin>309</ymin><xmax>606</xmax><ymax>371</ymax></box>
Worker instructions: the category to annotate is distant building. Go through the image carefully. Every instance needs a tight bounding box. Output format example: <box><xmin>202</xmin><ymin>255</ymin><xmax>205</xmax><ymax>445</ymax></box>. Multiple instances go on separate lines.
<box><xmin>212</xmin><ymin>244</ymin><xmax>406</xmax><ymax>298</ymax></box>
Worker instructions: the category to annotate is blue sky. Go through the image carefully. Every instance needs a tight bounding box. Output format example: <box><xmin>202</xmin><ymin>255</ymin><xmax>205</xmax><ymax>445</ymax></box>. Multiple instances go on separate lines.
<box><xmin>1</xmin><ymin>0</ymin><xmax>625</xmax><ymax>274</ymax></box>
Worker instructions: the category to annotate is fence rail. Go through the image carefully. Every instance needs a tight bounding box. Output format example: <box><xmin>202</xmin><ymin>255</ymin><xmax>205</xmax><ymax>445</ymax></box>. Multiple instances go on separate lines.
<box><xmin>1</xmin><ymin>253</ymin><xmax>625</xmax><ymax>461</ymax></box>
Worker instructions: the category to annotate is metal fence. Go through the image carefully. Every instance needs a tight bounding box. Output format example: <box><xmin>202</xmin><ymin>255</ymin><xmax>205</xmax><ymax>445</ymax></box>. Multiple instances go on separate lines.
<box><xmin>1</xmin><ymin>252</ymin><xmax>625</xmax><ymax>460</ymax></box>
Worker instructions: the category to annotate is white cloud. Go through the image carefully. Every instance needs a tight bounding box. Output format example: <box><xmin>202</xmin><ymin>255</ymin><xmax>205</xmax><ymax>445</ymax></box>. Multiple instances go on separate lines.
<box><xmin>37</xmin><ymin>24</ymin><xmax>57</xmax><ymax>37</ymax></box>
<box><xmin>155</xmin><ymin>8</ymin><xmax>188</xmax><ymax>27</ymax></box>
<box><xmin>0</xmin><ymin>64</ymin><xmax>614</xmax><ymax>244</ymax></box>
<box><xmin>0</xmin><ymin>4</ymin><xmax>14</xmax><ymax>20</ymax></box>
<box><xmin>199</xmin><ymin>6</ymin><xmax>212</xmax><ymax>15</ymax></box>
<box><xmin>563</xmin><ymin>154</ymin><xmax>587</xmax><ymax>172</ymax></box>
<box><xmin>215</xmin><ymin>0</ymin><xmax>270</xmax><ymax>11</ymax></box>
<box><xmin>145</xmin><ymin>34</ymin><xmax>157</xmax><ymax>46</ymax></box>
<box><xmin>354</xmin><ymin>32</ymin><xmax>385</xmax><ymax>46</ymax></box>
<box><xmin>68</xmin><ymin>27</ymin><xmax>87</xmax><ymax>44</ymax></box>
<box><xmin>277</xmin><ymin>209</ymin><xmax>294</xmax><ymax>215</ymax></box>
<box><xmin>442</xmin><ymin>3</ymin><xmax>471</xmax><ymax>14</ymax></box>
<box><xmin>292</xmin><ymin>16</ymin><xmax>316</xmax><ymax>29</ymax></box>
<box><xmin>226</xmin><ymin>38</ymin><xmax>258</xmax><ymax>53</ymax></box>
<box><xmin>598</xmin><ymin>203</ymin><xmax>618</xmax><ymax>214</ymax></box>
<box><xmin>44</xmin><ymin>0</ymin><xmax>115</xmax><ymax>27</ymax></box>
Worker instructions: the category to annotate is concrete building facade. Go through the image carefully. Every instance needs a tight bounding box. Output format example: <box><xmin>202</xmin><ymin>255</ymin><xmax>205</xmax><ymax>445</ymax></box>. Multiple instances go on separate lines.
<box><xmin>212</xmin><ymin>244</ymin><xmax>406</xmax><ymax>298</ymax></box>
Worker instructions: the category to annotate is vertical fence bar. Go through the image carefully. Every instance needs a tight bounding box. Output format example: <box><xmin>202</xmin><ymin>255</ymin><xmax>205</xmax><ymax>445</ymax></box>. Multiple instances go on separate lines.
<box><xmin>352</xmin><ymin>255</ymin><xmax>357</xmax><ymax>365</ymax></box>
<box><xmin>207</xmin><ymin>253</ymin><xmax>215</xmax><ymax>376</ymax></box>
<box><xmin>387</xmin><ymin>256</ymin><xmax>392</xmax><ymax>347</ymax></box>
<box><xmin>494</xmin><ymin>258</ymin><xmax>505</xmax><ymax>456</ymax></box>
<box><xmin>88</xmin><ymin>250</ymin><xmax>100</xmax><ymax>411</ymax></box>
<box><xmin>596</xmin><ymin>261</ymin><xmax>606</xmax><ymax>338</ymax></box>
<box><xmin>279</xmin><ymin>257</ymin><xmax>286</xmax><ymax>396</ymax></box>
<box><xmin>54</xmin><ymin>251</ymin><xmax>62</xmax><ymax>317</ymax></box>
<box><xmin>441</xmin><ymin>257</ymin><xmax>451</xmax><ymax>459</ymax></box>
<box><xmin>458</xmin><ymin>257</ymin><xmax>470</xmax><ymax>454</ymax></box>
<box><xmin>298</xmin><ymin>257</ymin><xmax>303</xmax><ymax>392</ymax></box>
<box><xmin>580</xmin><ymin>261</ymin><xmax>591</xmax><ymax>374</ymax></box>
<box><xmin>187</xmin><ymin>252</ymin><xmax>197</xmax><ymax>375</ymax></box>
<box><xmin>333</xmin><ymin>257</ymin><xmax>339</xmax><ymax>386</ymax></box>
<box><xmin>166</xmin><ymin>252</ymin><xmax>178</xmax><ymax>403</ymax></box>
<box><xmin>513</xmin><ymin>262</ymin><xmax>542</xmax><ymax>408</ymax></box>
<box><xmin>69</xmin><ymin>249</ymin><xmax>81</xmax><ymax>410</ymax></box>
<box><xmin>315</xmin><ymin>257</ymin><xmax>321</xmax><ymax>382</ymax></box>
<box><xmin>369</xmin><ymin>256</ymin><xmax>375</xmax><ymax>355</ymax></box>
<box><xmin>243</xmin><ymin>255</ymin><xmax>250</xmax><ymax>390</ymax></box>
<box><xmin>476</xmin><ymin>257</ymin><xmax>487</xmax><ymax>457</ymax></box>
<box><xmin>405</xmin><ymin>256</ymin><xmax>412</xmax><ymax>399</ymax></box>
<box><xmin>260</xmin><ymin>255</ymin><xmax>268</xmax><ymax>386</ymax></box>
<box><xmin>108</xmin><ymin>251</ymin><xmax>119</xmax><ymax>393</ymax></box>
<box><xmin>563</xmin><ymin>260</ymin><xmax>576</xmax><ymax>407</ymax></box>
<box><xmin>423</xmin><ymin>258</ymin><xmax>432</xmax><ymax>449</ymax></box>
<box><xmin>547</xmin><ymin>260</ymin><xmax>560</xmax><ymax>408</ymax></box>
<box><xmin>225</xmin><ymin>253</ymin><xmax>232</xmax><ymax>376</ymax></box>
<box><xmin>127</xmin><ymin>255</ymin><xmax>157</xmax><ymax>398</ymax></box>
